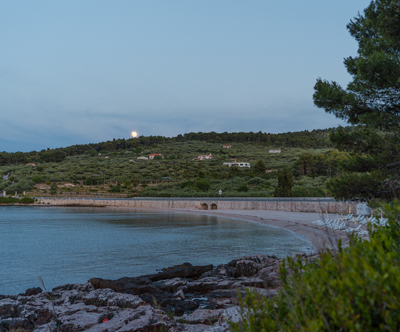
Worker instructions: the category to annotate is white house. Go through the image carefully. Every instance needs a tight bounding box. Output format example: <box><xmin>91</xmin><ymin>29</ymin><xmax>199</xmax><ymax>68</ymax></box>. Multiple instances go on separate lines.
<box><xmin>269</xmin><ymin>148</ymin><xmax>281</xmax><ymax>153</ymax></box>
<box><xmin>223</xmin><ymin>160</ymin><xmax>251</xmax><ymax>168</ymax></box>
<box><xmin>197</xmin><ymin>153</ymin><xmax>213</xmax><ymax>160</ymax></box>
<box><xmin>222</xmin><ymin>145</ymin><xmax>231</xmax><ymax>149</ymax></box>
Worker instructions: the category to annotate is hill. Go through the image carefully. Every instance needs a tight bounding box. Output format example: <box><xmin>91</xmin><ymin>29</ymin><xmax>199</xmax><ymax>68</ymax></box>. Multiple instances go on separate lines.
<box><xmin>0</xmin><ymin>129</ymin><xmax>347</xmax><ymax>198</ymax></box>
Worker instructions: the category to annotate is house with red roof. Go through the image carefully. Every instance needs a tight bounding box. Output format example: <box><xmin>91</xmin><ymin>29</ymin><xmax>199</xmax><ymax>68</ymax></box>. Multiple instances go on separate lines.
<box><xmin>149</xmin><ymin>153</ymin><xmax>163</xmax><ymax>160</ymax></box>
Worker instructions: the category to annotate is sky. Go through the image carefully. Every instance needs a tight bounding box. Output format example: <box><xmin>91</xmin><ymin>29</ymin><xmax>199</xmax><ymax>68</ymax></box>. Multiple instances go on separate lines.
<box><xmin>0</xmin><ymin>0</ymin><xmax>372</xmax><ymax>152</ymax></box>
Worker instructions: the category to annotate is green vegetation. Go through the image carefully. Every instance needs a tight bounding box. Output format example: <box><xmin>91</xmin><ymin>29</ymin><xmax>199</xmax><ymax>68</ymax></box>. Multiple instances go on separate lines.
<box><xmin>0</xmin><ymin>196</ymin><xmax>34</xmax><ymax>204</ymax></box>
<box><xmin>313</xmin><ymin>0</ymin><xmax>400</xmax><ymax>201</ymax></box>
<box><xmin>0</xmin><ymin>131</ymin><xmax>349</xmax><ymax>197</ymax></box>
<box><xmin>0</xmin><ymin>129</ymin><xmax>334</xmax><ymax>166</ymax></box>
<box><xmin>274</xmin><ymin>166</ymin><xmax>294</xmax><ymax>197</ymax></box>
<box><xmin>232</xmin><ymin>200</ymin><xmax>400</xmax><ymax>331</ymax></box>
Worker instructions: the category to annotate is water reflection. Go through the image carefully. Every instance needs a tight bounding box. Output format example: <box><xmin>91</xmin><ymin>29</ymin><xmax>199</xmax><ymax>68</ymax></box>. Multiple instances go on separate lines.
<box><xmin>0</xmin><ymin>206</ymin><xmax>312</xmax><ymax>294</ymax></box>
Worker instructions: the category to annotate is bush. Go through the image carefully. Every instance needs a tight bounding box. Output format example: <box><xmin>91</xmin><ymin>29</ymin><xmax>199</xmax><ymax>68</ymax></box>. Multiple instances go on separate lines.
<box><xmin>0</xmin><ymin>197</ymin><xmax>20</xmax><ymax>204</ymax></box>
<box><xmin>20</xmin><ymin>197</ymin><xmax>35</xmax><ymax>204</ymax></box>
<box><xmin>180</xmin><ymin>180</ymin><xmax>194</xmax><ymax>189</ymax></box>
<box><xmin>194</xmin><ymin>178</ymin><xmax>211</xmax><ymax>191</ymax></box>
<box><xmin>108</xmin><ymin>185</ymin><xmax>122</xmax><ymax>193</ymax></box>
<box><xmin>32</xmin><ymin>175</ymin><xmax>43</xmax><ymax>183</ymax></box>
<box><xmin>237</xmin><ymin>183</ymin><xmax>249</xmax><ymax>192</ymax></box>
<box><xmin>123</xmin><ymin>180</ymin><xmax>131</xmax><ymax>188</ymax></box>
<box><xmin>50</xmin><ymin>183</ymin><xmax>58</xmax><ymax>195</ymax></box>
<box><xmin>231</xmin><ymin>200</ymin><xmax>400</xmax><ymax>331</ymax></box>
<box><xmin>292</xmin><ymin>186</ymin><xmax>325</xmax><ymax>197</ymax></box>
<box><xmin>247</xmin><ymin>177</ymin><xmax>265</xmax><ymax>186</ymax></box>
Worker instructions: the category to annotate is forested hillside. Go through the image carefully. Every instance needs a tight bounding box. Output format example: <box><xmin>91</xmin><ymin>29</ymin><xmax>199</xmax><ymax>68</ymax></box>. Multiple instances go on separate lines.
<box><xmin>0</xmin><ymin>128</ymin><xmax>350</xmax><ymax>198</ymax></box>
<box><xmin>0</xmin><ymin>129</ymin><xmax>333</xmax><ymax>166</ymax></box>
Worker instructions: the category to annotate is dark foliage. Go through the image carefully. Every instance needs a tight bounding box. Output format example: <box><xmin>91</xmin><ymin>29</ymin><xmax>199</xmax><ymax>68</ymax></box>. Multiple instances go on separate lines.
<box><xmin>313</xmin><ymin>0</ymin><xmax>400</xmax><ymax>201</ymax></box>
<box><xmin>0</xmin><ymin>129</ymin><xmax>333</xmax><ymax>166</ymax></box>
<box><xmin>274</xmin><ymin>166</ymin><xmax>294</xmax><ymax>197</ymax></box>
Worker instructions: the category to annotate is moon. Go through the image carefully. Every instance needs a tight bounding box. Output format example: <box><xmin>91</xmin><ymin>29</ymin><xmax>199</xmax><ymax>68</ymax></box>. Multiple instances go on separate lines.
<box><xmin>131</xmin><ymin>131</ymin><xmax>138</xmax><ymax>138</ymax></box>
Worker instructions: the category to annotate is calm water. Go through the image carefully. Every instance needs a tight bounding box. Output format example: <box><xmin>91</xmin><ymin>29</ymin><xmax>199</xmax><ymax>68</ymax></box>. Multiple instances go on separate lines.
<box><xmin>0</xmin><ymin>206</ymin><xmax>312</xmax><ymax>295</ymax></box>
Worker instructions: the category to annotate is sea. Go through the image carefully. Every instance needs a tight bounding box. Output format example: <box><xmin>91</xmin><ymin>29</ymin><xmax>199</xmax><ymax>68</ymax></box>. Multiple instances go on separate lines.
<box><xmin>0</xmin><ymin>206</ymin><xmax>312</xmax><ymax>295</ymax></box>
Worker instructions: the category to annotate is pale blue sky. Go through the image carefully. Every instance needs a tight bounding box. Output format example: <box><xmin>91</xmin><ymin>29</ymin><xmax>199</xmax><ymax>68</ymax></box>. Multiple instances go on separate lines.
<box><xmin>0</xmin><ymin>0</ymin><xmax>371</xmax><ymax>152</ymax></box>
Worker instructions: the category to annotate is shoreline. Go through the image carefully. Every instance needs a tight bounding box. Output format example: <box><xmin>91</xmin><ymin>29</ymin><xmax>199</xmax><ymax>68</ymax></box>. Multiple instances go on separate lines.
<box><xmin>23</xmin><ymin>203</ymin><xmax>353</xmax><ymax>251</ymax></box>
<box><xmin>74</xmin><ymin>204</ymin><xmax>352</xmax><ymax>251</ymax></box>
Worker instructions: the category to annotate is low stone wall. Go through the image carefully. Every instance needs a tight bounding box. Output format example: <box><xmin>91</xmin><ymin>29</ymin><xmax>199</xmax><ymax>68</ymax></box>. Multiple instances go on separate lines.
<box><xmin>36</xmin><ymin>198</ymin><xmax>357</xmax><ymax>214</ymax></box>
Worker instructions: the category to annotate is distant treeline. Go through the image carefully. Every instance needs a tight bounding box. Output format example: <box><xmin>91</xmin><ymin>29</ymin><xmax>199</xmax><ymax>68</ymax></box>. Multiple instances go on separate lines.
<box><xmin>0</xmin><ymin>129</ymin><xmax>334</xmax><ymax>166</ymax></box>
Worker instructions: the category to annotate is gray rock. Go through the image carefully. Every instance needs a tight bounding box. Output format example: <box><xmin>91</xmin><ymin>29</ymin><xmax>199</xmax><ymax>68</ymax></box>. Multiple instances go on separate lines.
<box><xmin>199</xmin><ymin>264</ymin><xmax>235</xmax><ymax>279</ymax></box>
<box><xmin>170</xmin><ymin>324</ymin><xmax>215</xmax><ymax>332</ymax></box>
<box><xmin>232</xmin><ymin>260</ymin><xmax>261</xmax><ymax>277</ymax></box>
<box><xmin>1</xmin><ymin>283</ymin><xmax>175</xmax><ymax>332</ymax></box>
<box><xmin>151</xmin><ymin>262</ymin><xmax>214</xmax><ymax>281</ymax></box>
<box><xmin>173</xmin><ymin>289</ymin><xmax>185</xmax><ymax>300</ymax></box>
<box><xmin>20</xmin><ymin>287</ymin><xmax>43</xmax><ymax>297</ymax></box>
<box><xmin>179</xmin><ymin>308</ymin><xmax>224</xmax><ymax>325</ymax></box>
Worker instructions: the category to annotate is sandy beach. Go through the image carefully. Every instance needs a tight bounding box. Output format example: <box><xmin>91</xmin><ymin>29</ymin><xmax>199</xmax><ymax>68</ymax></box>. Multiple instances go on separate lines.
<box><xmin>107</xmin><ymin>206</ymin><xmax>358</xmax><ymax>252</ymax></box>
<box><xmin>177</xmin><ymin>209</ymin><xmax>356</xmax><ymax>251</ymax></box>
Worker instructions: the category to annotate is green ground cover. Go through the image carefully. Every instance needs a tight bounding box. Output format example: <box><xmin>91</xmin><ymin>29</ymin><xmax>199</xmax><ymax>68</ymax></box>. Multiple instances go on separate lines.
<box><xmin>232</xmin><ymin>201</ymin><xmax>400</xmax><ymax>331</ymax></box>
<box><xmin>0</xmin><ymin>131</ymin><xmax>348</xmax><ymax>197</ymax></box>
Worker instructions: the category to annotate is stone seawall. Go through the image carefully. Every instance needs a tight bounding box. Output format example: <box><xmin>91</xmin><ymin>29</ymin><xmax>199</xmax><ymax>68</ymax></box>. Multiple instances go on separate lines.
<box><xmin>36</xmin><ymin>198</ymin><xmax>357</xmax><ymax>214</ymax></box>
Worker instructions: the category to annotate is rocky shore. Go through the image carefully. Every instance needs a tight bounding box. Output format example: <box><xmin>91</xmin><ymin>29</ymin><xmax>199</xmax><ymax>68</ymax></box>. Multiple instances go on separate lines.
<box><xmin>0</xmin><ymin>252</ymin><xmax>320</xmax><ymax>332</ymax></box>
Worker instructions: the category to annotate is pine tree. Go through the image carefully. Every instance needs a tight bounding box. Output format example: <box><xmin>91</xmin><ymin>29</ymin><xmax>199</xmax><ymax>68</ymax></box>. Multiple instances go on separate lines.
<box><xmin>313</xmin><ymin>0</ymin><xmax>400</xmax><ymax>201</ymax></box>
<box><xmin>274</xmin><ymin>166</ymin><xmax>294</xmax><ymax>197</ymax></box>
<box><xmin>254</xmin><ymin>159</ymin><xmax>267</xmax><ymax>174</ymax></box>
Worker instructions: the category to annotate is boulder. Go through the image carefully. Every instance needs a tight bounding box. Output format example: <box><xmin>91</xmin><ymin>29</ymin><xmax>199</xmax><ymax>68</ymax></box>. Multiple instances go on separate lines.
<box><xmin>151</xmin><ymin>263</ymin><xmax>214</xmax><ymax>281</ymax></box>
<box><xmin>179</xmin><ymin>308</ymin><xmax>224</xmax><ymax>325</ymax></box>
<box><xmin>173</xmin><ymin>289</ymin><xmax>185</xmax><ymax>300</ymax></box>
<box><xmin>0</xmin><ymin>283</ymin><xmax>176</xmax><ymax>332</ymax></box>
<box><xmin>20</xmin><ymin>287</ymin><xmax>42</xmax><ymax>297</ymax></box>
<box><xmin>199</xmin><ymin>264</ymin><xmax>235</xmax><ymax>279</ymax></box>
<box><xmin>232</xmin><ymin>260</ymin><xmax>261</xmax><ymax>277</ymax></box>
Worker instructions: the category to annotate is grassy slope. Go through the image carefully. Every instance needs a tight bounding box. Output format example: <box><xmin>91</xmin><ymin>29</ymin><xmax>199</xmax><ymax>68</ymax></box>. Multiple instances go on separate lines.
<box><xmin>0</xmin><ymin>141</ymin><xmax>332</xmax><ymax>197</ymax></box>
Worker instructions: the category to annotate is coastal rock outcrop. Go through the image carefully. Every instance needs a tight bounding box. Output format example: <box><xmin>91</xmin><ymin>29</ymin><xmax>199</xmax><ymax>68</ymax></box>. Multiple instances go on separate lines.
<box><xmin>0</xmin><ymin>252</ymin><xmax>319</xmax><ymax>331</ymax></box>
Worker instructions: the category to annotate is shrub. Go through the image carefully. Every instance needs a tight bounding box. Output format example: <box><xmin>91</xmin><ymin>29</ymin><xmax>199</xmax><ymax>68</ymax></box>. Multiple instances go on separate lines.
<box><xmin>237</xmin><ymin>183</ymin><xmax>249</xmax><ymax>192</ymax></box>
<box><xmin>50</xmin><ymin>183</ymin><xmax>58</xmax><ymax>195</ymax></box>
<box><xmin>247</xmin><ymin>177</ymin><xmax>265</xmax><ymax>186</ymax></box>
<box><xmin>231</xmin><ymin>200</ymin><xmax>400</xmax><ymax>331</ymax></box>
<box><xmin>194</xmin><ymin>178</ymin><xmax>211</xmax><ymax>191</ymax></box>
<box><xmin>108</xmin><ymin>185</ymin><xmax>122</xmax><ymax>193</ymax></box>
<box><xmin>20</xmin><ymin>197</ymin><xmax>35</xmax><ymax>204</ymax></box>
<box><xmin>180</xmin><ymin>180</ymin><xmax>194</xmax><ymax>189</ymax></box>
<box><xmin>32</xmin><ymin>175</ymin><xmax>43</xmax><ymax>183</ymax></box>
<box><xmin>0</xmin><ymin>197</ymin><xmax>20</xmax><ymax>204</ymax></box>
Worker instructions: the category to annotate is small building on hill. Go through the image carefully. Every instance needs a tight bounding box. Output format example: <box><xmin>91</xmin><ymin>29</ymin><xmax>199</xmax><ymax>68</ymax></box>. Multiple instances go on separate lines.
<box><xmin>269</xmin><ymin>148</ymin><xmax>281</xmax><ymax>154</ymax></box>
<box><xmin>137</xmin><ymin>156</ymin><xmax>149</xmax><ymax>160</ymax></box>
<box><xmin>197</xmin><ymin>153</ymin><xmax>213</xmax><ymax>160</ymax></box>
<box><xmin>222</xmin><ymin>145</ymin><xmax>231</xmax><ymax>149</ymax></box>
<box><xmin>149</xmin><ymin>153</ymin><xmax>163</xmax><ymax>160</ymax></box>
<box><xmin>223</xmin><ymin>159</ymin><xmax>251</xmax><ymax>168</ymax></box>
<box><xmin>25</xmin><ymin>163</ymin><xmax>36</xmax><ymax>166</ymax></box>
